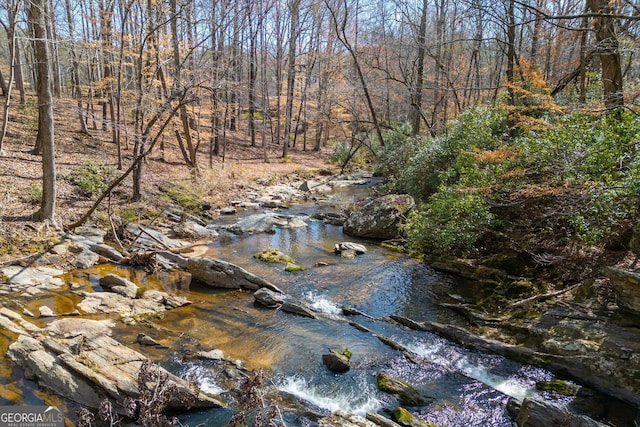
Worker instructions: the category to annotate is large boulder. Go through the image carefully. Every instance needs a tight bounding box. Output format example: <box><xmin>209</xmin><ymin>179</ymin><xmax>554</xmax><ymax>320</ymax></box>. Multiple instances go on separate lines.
<box><xmin>187</xmin><ymin>256</ymin><xmax>282</xmax><ymax>292</ymax></box>
<box><xmin>343</xmin><ymin>194</ymin><xmax>415</xmax><ymax>240</ymax></box>
<box><xmin>603</xmin><ymin>267</ymin><xmax>640</xmax><ymax>315</ymax></box>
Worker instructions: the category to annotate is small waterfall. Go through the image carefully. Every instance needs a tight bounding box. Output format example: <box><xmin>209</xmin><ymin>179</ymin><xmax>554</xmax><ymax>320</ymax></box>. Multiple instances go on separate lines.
<box><xmin>303</xmin><ymin>291</ymin><xmax>342</xmax><ymax>315</ymax></box>
<box><xmin>406</xmin><ymin>338</ymin><xmax>547</xmax><ymax>402</ymax></box>
<box><xmin>181</xmin><ymin>364</ymin><xmax>226</xmax><ymax>395</ymax></box>
<box><xmin>277</xmin><ymin>376</ymin><xmax>383</xmax><ymax>416</ymax></box>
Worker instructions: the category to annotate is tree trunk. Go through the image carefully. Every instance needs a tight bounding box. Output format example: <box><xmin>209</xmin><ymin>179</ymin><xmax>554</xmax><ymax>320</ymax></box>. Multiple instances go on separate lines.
<box><xmin>587</xmin><ymin>0</ymin><xmax>624</xmax><ymax>112</ymax></box>
<box><xmin>65</xmin><ymin>0</ymin><xmax>89</xmax><ymax>134</ymax></box>
<box><xmin>30</xmin><ymin>0</ymin><xmax>57</xmax><ymax>225</ymax></box>
<box><xmin>411</xmin><ymin>0</ymin><xmax>428</xmax><ymax>136</ymax></box>
<box><xmin>283</xmin><ymin>0</ymin><xmax>300</xmax><ymax>158</ymax></box>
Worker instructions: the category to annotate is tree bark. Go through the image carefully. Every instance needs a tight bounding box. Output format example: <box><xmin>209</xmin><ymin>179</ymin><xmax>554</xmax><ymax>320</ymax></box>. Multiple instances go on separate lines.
<box><xmin>30</xmin><ymin>0</ymin><xmax>57</xmax><ymax>225</ymax></box>
<box><xmin>410</xmin><ymin>0</ymin><xmax>428</xmax><ymax>136</ymax></box>
<box><xmin>587</xmin><ymin>0</ymin><xmax>624</xmax><ymax>112</ymax></box>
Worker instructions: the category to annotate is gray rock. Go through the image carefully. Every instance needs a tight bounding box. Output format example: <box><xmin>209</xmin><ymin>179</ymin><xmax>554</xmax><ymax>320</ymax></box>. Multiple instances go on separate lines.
<box><xmin>74</xmin><ymin>226</ymin><xmax>107</xmax><ymax>244</ymax></box>
<box><xmin>85</xmin><ymin>242</ymin><xmax>124</xmax><ymax>262</ymax></box>
<box><xmin>512</xmin><ymin>398</ymin><xmax>607</xmax><ymax>427</ymax></box>
<box><xmin>0</xmin><ymin>265</ymin><xmax>65</xmax><ymax>293</ymax></box>
<box><xmin>156</xmin><ymin>251</ymin><xmax>189</xmax><ymax>269</ymax></box>
<box><xmin>603</xmin><ymin>267</ymin><xmax>640</xmax><ymax>315</ymax></box>
<box><xmin>197</xmin><ymin>349</ymin><xmax>225</xmax><ymax>361</ymax></box>
<box><xmin>39</xmin><ymin>306</ymin><xmax>55</xmax><ymax>318</ymax></box>
<box><xmin>136</xmin><ymin>333</ymin><xmax>161</xmax><ymax>346</ymax></box>
<box><xmin>99</xmin><ymin>274</ymin><xmax>139</xmax><ymax>299</ymax></box>
<box><xmin>227</xmin><ymin>213</ymin><xmax>307</xmax><ymax>234</ymax></box>
<box><xmin>343</xmin><ymin>194</ymin><xmax>415</xmax><ymax>240</ymax></box>
<box><xmin>75</xmin><ymin>249</ymin><xmax>100</xmax><ymax>269</ymax></box>
<box><xmin>7</xmin><ymin>318</ymin><xmax>223</xmax><ymax>410</ymax></box>
<box><xmin>319</xmin><ymin>410</ymin><xmax>386</xmax><ymax>427</ymax></box>
<box><xmin>322</xmin><ymin>349</ymin><xmax>350</xmax><ymax>373</ymax></box>
<box><xmin>187</xmin><ymin>256</ymin><xmax>282</xmax><ymax>292</ymax></box>
<box><xmin>142</xmin><ymin>289</ymin><xmax>192</xmax><ymax>308</ymax></box>
<box><xmin>126</xmin><ymin>223</ymin><xmax>186</xmax><ymax>251</ymax></box>
<box><xmin>334</xmin><ymin>242</ymin><xmax>367</xmax><ymax>255</ymax></box>
<box><xmin>281</xmin><ymin>301</ymin><xmax>317</xmax><ymax>319</ymax></box>
<box><xmin>253</xmin><ymin>288</ymin><xmax>285</xmax><ymax>307</ymax></box>
<box><xmin>172</xmin><ymin>221</ymin><xmax>219</xmax><ymax>239</ymax></box>
<box><xmin>77</xmin><ymin>291</ymin><xmax>166</xmax><ymax>317</ymax></box>
<box><xmin>8</xmin><ymin>335</ymin><xmax>104</xmax><ymax>408</ymax></box>
<box><xmin>220</xmin><ymin>207</ymin><xmax>237</xmax><ymax>215</ymax></box>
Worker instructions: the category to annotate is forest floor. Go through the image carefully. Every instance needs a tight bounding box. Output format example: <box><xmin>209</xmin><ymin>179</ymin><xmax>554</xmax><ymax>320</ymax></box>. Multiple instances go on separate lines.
<box><xmin>0</xmin><ymin>98</ymin><xmax>335</xmax><ymax>262</ymax></box>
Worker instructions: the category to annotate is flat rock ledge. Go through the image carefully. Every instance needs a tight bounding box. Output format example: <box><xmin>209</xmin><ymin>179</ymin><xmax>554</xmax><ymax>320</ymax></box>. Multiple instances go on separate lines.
<box><xmin>2</xmin><ymin>310</ymin><xmax>223</xmax><ymax>411</ymax></box>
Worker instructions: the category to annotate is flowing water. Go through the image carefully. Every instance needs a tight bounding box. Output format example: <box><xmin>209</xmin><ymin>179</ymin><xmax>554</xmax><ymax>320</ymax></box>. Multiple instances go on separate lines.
<box><xmin>0</xmin><ymin>188</ymin><xmax>637</xmax><ymax>426</ymax></box>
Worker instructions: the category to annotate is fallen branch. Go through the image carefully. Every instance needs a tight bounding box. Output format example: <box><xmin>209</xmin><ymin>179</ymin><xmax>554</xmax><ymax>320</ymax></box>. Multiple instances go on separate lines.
<box><xmin>508</xmin><ymin>283</ymin><xmax>581</xmax><ymax>308</ymax></box>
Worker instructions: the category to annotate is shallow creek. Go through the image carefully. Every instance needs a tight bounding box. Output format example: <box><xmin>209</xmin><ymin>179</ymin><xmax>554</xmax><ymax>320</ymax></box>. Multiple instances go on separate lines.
<box><xmin>0</xmin><ymin>190</ymin><xmax>636</xmax><ymax>426</ymax></box>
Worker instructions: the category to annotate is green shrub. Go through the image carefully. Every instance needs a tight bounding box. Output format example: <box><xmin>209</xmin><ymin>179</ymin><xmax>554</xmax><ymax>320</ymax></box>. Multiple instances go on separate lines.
<box><xmin>403</xmin><ymin>188</ymin><xmax>494</xmax><ymax>257</ymax></box>
<box><xmin>70</xmin><ymin>162</ymin><xmax>115</xmax><ymax>197</ymax></box>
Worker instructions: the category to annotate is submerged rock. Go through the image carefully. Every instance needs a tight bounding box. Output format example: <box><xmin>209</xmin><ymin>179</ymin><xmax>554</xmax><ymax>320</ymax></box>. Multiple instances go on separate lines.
<box><xmin>187</xmin><ymin>256</ymin><xmax>282</xmax><ymax>292</ymax></box>
<box><xmin>343</xmin><ymin>194</ymin><xmax>415</xmax><ymax>240</ymax></box>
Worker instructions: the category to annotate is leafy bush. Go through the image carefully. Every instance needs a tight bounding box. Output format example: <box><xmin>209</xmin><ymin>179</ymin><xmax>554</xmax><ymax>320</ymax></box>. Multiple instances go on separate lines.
<box><xmin>70</xmin><ymin>162</ymin><xmax>115</xmax><ymax>197</ymax></box>
<box><xmin>403</xmin><ymin>188</ymin><xmax>494</xmax><ymax>257</ymax></box>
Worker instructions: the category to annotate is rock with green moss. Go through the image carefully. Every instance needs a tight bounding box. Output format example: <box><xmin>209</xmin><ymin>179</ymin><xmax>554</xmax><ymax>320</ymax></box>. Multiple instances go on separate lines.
<box><xmin>391</xmin><ymin>407</ymin><xmax>435</xmax><ymax>427</ymax></box>
<box><xmin>535</xmin><ymin>379</ymin><xmax>580</xmax><ymax>396</ymax></box>
<box><xmin>322</xmin><ymin>349</ymin><xmax>351</xmax><ymax>373</ymax></box>
<box><xmin>377</xmin><ymin>372</ymin><xmax>429</xmax><ymax>406</ymax></box>
<box><xmin>254</xmin><ymin>247</ymin><xmax>294</xmax><ymax>264</ymax></box>
<box><xmin>284</xmin><ymin>263</ymin><xmax>305</xmax><ymax>272</ymax></box>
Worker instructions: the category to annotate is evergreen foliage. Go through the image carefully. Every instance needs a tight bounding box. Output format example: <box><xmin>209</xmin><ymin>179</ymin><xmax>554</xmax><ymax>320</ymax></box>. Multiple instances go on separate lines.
<box><xmin>376</xmin><ymin>107</ymin><xmax>640</xmax><ymax>257</ymax></box>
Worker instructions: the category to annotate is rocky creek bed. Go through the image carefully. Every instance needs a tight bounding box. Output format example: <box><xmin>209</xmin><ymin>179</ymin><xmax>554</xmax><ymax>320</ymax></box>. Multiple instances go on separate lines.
<box><xmin>0</xmin><ymin>173</ymin><xmax>638</xmax><ymax>426</ymax></box>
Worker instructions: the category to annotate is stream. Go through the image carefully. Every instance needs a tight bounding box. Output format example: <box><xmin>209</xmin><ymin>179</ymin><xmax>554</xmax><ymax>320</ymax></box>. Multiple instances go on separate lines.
<box><xmin>1</xmin><ymin>186</ymin><xmax>637</xmax><ymax>426</ymax></box>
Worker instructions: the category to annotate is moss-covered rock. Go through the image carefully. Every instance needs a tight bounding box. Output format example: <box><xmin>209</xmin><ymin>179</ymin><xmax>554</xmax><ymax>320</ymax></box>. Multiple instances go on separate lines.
<box><xmin>391</xmin><ymin>407</ymin><xmax>435</xmax><ymax>427</ymax></box>
<box><xmin>535</xmin><ymin>379</ymin><xmax>580</xmax><ymax>396</ymax></box>
<box><xmin>254</xmin><ymin>247</ymin><xmax>294</xmax><ymax>264</ymax></box>
<box><xmin>377</xmin><ymin>372</ymin><xmax>428</xmax><ymax>406</ymax></box>
<box><xmin>284</xmin><ymin>263</ymin><xmax>305</xmax><ymax>272</ymax></box>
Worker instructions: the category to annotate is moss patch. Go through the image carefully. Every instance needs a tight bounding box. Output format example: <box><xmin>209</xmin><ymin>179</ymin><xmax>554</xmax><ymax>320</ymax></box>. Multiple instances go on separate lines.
<box><xmin>254</xmin><ymin>248</ymin><xmax>294</xmax><ymax>264</ymax></box>
<box><xmin>536</xmin><ymin>379</ymin><xmax>580</xmax><ymax>396</ymax></box>
<box><xmin>391</xmin><ymin>407</ymin><xmax>435</xmax><ymax>427</ymax></box>
<box><xmin>284</xmin><ymin>263</ymin><xmax>305</xmax><ymax>272</ymax></box>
